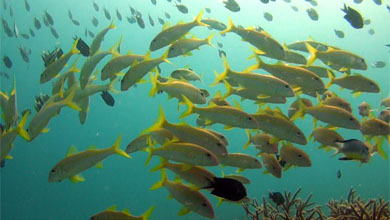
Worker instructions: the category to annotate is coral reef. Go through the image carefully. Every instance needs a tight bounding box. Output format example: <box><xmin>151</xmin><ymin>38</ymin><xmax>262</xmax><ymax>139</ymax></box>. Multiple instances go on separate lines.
<box><xmin>242</xmin><ymin>187</ymin><xmax>389</xmax><ymax>220</ymax></box>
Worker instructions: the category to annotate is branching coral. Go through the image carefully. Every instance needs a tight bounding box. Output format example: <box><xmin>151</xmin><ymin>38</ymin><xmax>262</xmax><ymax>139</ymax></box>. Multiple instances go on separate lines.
<box><xmin>242</xmin><ymin>187</ymin><xmax>389</xmax><ymax>220</ymax></box>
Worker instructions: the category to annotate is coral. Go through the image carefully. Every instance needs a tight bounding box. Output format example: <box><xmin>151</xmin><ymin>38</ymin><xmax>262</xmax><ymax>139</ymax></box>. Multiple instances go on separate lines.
<box><xmin>242</xmin><ymin>187</ymin><xmax>389</xmax><ymax>220</ymax></box>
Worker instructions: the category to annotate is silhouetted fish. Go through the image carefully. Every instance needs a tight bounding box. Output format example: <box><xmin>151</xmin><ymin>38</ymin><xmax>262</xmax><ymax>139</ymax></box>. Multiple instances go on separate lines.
<box><xmin>341</xmin><ymin>4</ymin><xmax>363</xmax><ymax>29</ymax></box>
<box><xmin>73</xmin><ymin>36</ymin><xmax>90</xmax><ymax>57</ymax></box>
<box><xmin>100</xmin><ymin>91</ymin><xmax>115</xmax><ymax>107</ymax></box>
<box><xmin>269</xmin><ymin>192</ymin><xmax>285</xmax><ymax>205</ymax></box>
<box><xmin>204</xmin><ymin>177</ymin><xmax>247</xmax><ymax>201</ymax></box>
<box><xmin>3</xmin><ymin>56</ymin><xmax>12</xmax><ymax>68</ymax></box>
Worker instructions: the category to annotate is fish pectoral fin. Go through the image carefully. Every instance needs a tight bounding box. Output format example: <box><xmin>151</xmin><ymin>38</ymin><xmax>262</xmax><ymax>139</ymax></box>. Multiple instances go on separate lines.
<box><xmin>5</xmin><ymin>155</ymin><xmax>13</xmax><ymax>160</ymax></box>
<box><xmin>217</xmin><ymin>198</ymin><xmax>224</xmax><ymax>207</ymax></box>
<box><xmin>69</xmin><ymin>174</ymin><xmax>85</xmax><ymax>183</ymax></box>
<box><xmin>41</xmin><ymin>127</ymin><xmax>50</xmax><ymax>134</ymax></box>
<box><xmin>223</xmin><ymin>125</ymin><xmax>234</xmax><ymax>130</ymax></box>
<box><xmin>178</xmin><ymin>207</ymin><xmax>191</xmax><ymax>216</ymax></box>
<box><xmin>236</xmin><ymin>168</ymin><xmax>245</xmax><ymax>173</ymax></box>
<box><xmin>167</xmin><ymin>194</ymin><xmax>173</xmax><ymax>200</ymax></box>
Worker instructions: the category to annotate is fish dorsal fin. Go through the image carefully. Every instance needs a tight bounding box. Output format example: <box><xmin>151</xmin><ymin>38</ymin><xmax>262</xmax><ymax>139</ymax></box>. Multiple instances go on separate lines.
<box><xmin>260</xmin><ymin>30</ymin><xmax>271</xmax><ymax>37</ymax></box>
<box><xmin>88</xmin><ymin>145</ymin><xmax>98</xmax><ymax>150</ymax></box>
<box><xmin>174</xmin><ymin>175</ymin><xmax>182</xmax><ymax>182</ymax></box>
<box><xmin>107</xmin><ymin>205</ymin><xmax>117</xmax><ymax>211</ymax></box>
<box><xmin>233</xmin><ymin>99</ymin><xmax>243</xmax><ymax>110</ymax></box>
<box><xmin>122</xmin><ymin>208</ymin><xmax>131</xmax><ymax>215</ymax></box>
<box><xmin>66</xmin><ymin>145</ymin><xmax>78</xmax><ymax>157</ymax></box>
<box><xmin>184</xmin><ymin>64</ymin><xmax>190</xmax><ymax>69</ymax></box>
<box><xmin>126</xmin><ymin>50</ymin><xmax>133</xmax><ymax>55</ymax></box>
<box><xmin>162</xmin><ymin>21</ymin><xmax>170</xmax><ymax>30</ymax></box>
<box><xmin>178</xmin><ymin>20</ymin><xmax>184</xmax><ymax>25</ymax></box>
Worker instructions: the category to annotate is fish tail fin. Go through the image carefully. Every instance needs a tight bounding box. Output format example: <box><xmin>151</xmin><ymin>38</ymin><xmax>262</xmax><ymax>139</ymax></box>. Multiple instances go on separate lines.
<box><xmin>179</xmin><ymin>95</ymin><xmax>194</xmax><ymax>118</ymax></box>
<box><xmin>109</xmin><ymin>35</ymin><xmax>123</xmax><ymax>54</ymax></box>
<box><xmin>145</xmin><ymin>106</ymin><xmax>166</xmax><ymax>134</ymax></box>
<box><xmin>290</xmin><ymin>98</ymin><xmax>306</xmax><ymax>121</ymax></box>
<box><xmin>108</xmin><ymin>76</ymin><xmax>120</xmax><ymax>94</ymax></box>
<box><xmin>110</xmin><ymin>134</ymin><xmax>131</xmax><ymax>158</ymax></box>
<box><xmin>149</xmin><ymin>72</ymin><xmax>161</xmax><ymax>97</ymax></box>
<box><xmin>62</xmin><ymin>87</ymin><xmax>81</xmax><ymax>111</ymax></box>
<box><xmin>326</xmin><ymin>69</ymin><xmax>334</xmax><ymax>89</ymax></box>
<box><xmin>142</xmin><ymin>206</ymin><xmax>155</xmax><ymax>220</ymax></box>
<box><xmin>15</xmin><ymin>110</ymin><xmax>30</xmax><ymax>141</ymax></box>
<box><xmin>220</xmin><ymin>18</ymin><xmax>234</xmax><ymax>35</ymax></box>
<box><xmin>194</xmin><ymin>10</ymin><xmax>207</xmax><ymax>26</ymax></box>
<box><xmin>150</xmin><ymin>158</ymin><xmax>168</xmax><ymax>172</ymax></box>
<box><xmin>161</xmin><ymin>48</ymin><xmax>172</xmax><ymax>64</ymax></box>
<box><xmin>374</xmin><ymin>136</ymin><xmax>387</xmax><ymax>159</ymax></box>
<box><xmin>211</xmin><ymin>55</ymin><xmax>229</xmax><ymax>86</ymax></box>
<box><xmin>145</xmin><ymin>136</ymin><xmax>155</xmax><ymax>166</ymax></box>
<box><xmin>305</xmin><ymin>43</ymin><xmax>317</xmax><ymax>66</ymax></box>
<box><xmin>222</xmin><ymin>80</ymin><xmax>233</xmax><ymax>99</ymax></box>
<box><xmin>205</xmin><ymin>33</ymin><xmax>216</xmax><ymax>48</ymax></box>
<box><xmin>243</xmin><ymin>130</ymin><xmax>252</xmax><ymax>149</ymax></box>
<box><xmin>109</xmin><ymin>19</ymin><xmax>116</xmax><ymax>29</ymax></box>
<box><xmin>150</xmin><ymin>169</ymin><xmax>167</xmax><ymax>190</ymax></box>
<box><xmin>70</xmin><ymin>38</ymin><xmax>80</xmax><ymax>55</ymax></box>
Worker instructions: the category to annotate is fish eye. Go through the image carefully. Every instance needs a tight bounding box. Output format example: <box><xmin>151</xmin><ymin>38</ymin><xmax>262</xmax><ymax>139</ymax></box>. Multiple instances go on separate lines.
<box><xmin>206</xmin><ymin>153</ymin><xmax>211</xmax><ymax>157</ymax></box>
<box><xmin>202</xmin><ymin>203</ymin><xmax>208</xmax><ymax>207</ymax></box>
<box><xmin>349</xmin><ymin>117</ymin><xmax>354</xmax><ymax>121</ymax></box>
<box><xmin>248</xmin><ymin>117</ymin><xmax>252</xmax><ymax>120</ymax></box>
<box><xmin>200</xmin><ymin>92</ymin><xmax>205</xmax><ymax>97</ymax></box>
<box><xmin>284</xmin><ymin>85</ymin><xmax>289</xmax><ymax>88</ymax></box>
<box><xmin>216</xmin><ymin>142</ymin><xmax>222</xmax><ymax>147</ymax></box>
<box><xmin>298</xmin><ymin>154</ymin><xmax>302</xmax><ymax>158</ymax></box>
<box><xmin>50</xmin><ymin>169</ymin><xmax>55</xmax><ymax>173</ymax></box>
<box><xmin>266</xmin><ymin>141</ymin><xmax>270</xmax><ymax>145</ymax></box>
<box><xmin>169</xmin><ymin>47</ymin><xmax>174</xmax><ymax>51</ymax></box>
<box><xmin>297</xmin><ymin>132</ymin><xmax>301</xmax><ymax>135</ymax></box>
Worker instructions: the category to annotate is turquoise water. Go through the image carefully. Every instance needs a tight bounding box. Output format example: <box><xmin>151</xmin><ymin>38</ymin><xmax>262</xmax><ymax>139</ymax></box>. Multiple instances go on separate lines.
<box><xmin>1</xmin><ymin>0</ymin><xmax>389</xmax><ymax>219</ymax></box>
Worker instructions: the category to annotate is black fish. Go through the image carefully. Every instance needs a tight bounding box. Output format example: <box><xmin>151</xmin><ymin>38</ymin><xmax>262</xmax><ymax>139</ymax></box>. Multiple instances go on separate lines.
<box><xmin>341</xmin><ymin>4</ymin><xmax>363</xmax><ymax>29</ymax></box>
<box><xmin>218</xmin><ymin>49</ymin><xmax>226</xmax><ymax>58</ymax></box>
<box><xmin>135</xmin><ymin>15</ymin><xmax>145</xmax><ymax>29</ymax></box>
<box><xmin>71</xmin><ymin>19</ymin><xmax>80</xmax><ymax>26</ymax></box>
<box><xmin>42</xmin><ymin>47</ymin><xmax>62</xmax><ymax>67</ymax></box>
<box><xmin>0</xmin><ymin>159</ymin><xmax>5</xmax><ymax>168</ymax></box>
<box><xmin>73</xmin><ymin>36</ymin><xmax>90</xmax><ymax>57</ymax></box>
<box><xmin>34</xmin><ymin>93</ymin><xmax>49</xmax><ymax>112</ymax></box>
<box><xmin>49</xmin><ymin>26</ymin><xmax>59</xmax><ymax>39</ymax></box>
<box><xmin>45</xmin><ymin>10</ymin><xmax>54</xmax><ymax>26</ymax></box>
<box><xmin>100</xmin><ymin>91</ymin><xmax>115</xmax><ymax>107</ymax></box>
<box><xmin>116</xmin><ymin>9</ymin><xmax>122</xmax><ymax>21</ymax></box>
<box><xmin>275</xmin><ymin>154</ymin><xmax>286</xmax><ymax>167</ymax></box>
<box><xmin>204</xmin><ymin>177</ymin><xmax>247</xmax><ymax>201</ymax></box>
<box><xmin>3</xmin><ymin>56</ymin><xmax>12</xmax><ymax>68</ymax></box>
<box><xmin>24</xmin><ymin>0</ymin><xmax>30</xmax><ymax>12</ymax></box>
<box><xmin>18</xmin><ymin>46</ymin><xmax>30</xmax><ymax>63</ymax></box>
<box><xmin>34</xmin><ymin>17</ymin><xmax>41</xmax><ymax>30</ymax></box>
<box><xmin>0</xmin><ymin>71</ymin><xmax>10</xmax><ymax>79</ymax></box>
<box><xmin>269</xmin><ymin>192</ymin><xmax>285</xmax><ymax>205</ymax></box>
<box><xmin>2</xmin><ymin>18</ymin><xmax>13</xmax><ymax>37</ymax></box>
<box><xmin>337</xmin><ymin>170</ymin><xmax>342</xmax><ymax>179</ymax></box>
<box><xmin>92</xmin><ymin>0</ymin><xmax>99</xmax><ymax>11</ymax></box>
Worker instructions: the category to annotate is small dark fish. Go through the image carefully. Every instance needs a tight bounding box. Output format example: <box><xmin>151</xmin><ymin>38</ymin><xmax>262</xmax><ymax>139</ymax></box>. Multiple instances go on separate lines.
<box><xmin>218</xmin><ymin>49</ymin><xmax>226</xmax><ymax>58</ymax></box>
<box><xmin>151</xmin><ymin>0</ymin><xmax>157</xmax><ymax>5</ymax></box>
<box><xmin>45</xmin><ymin>10</ymin><xmax>54</xmax><ymax>26</ymax></box>
<box><xmin>91</xmin><ymin>17</ymin><xmax>99</xmax><ymax>27</ymax></box>
<box><xmin>49</xmin><ymin>26</ymin><xmax>59</xmax><ymax>39</ymax></box>
<box><xmin>309</xmin><ymin>0</ymin><xmax>318</xmax><ymax>6</ymax></box>
<box><xmin>148</xmin><ymin>14</ymin><xmax>154</xmax><ymax>26</ymax></box>
<box><xmin>100</xmin><ymin>91</ymin><xmax>115</xmax><ymax>107</ymax></box>
<box><xmin>34</xmin><ymin>93</ymin><xmax>50</xmax><ymax>112</ymax></box>
<box><xmin>0</xmin><ymin>159</ymin><xmax>5</xmax><ymax>168</ymax></box>
<box><xmin>73</xmin><ymin>36</ymin><xmax>90</xmax><ymax>57</ymax></box>
<box><xmin>337</xmin><ymin>170</ymin><xmax>342</xmax><ymax>179</ymax></box>
<box><xmin>205</xmin><ymin>8</ymin><xmax>211</xmax><ymax>13</ymax></box>
<box><xmin>269</xmin><ymin>192</ymin><xmax>285</xmax><ymax>205</ymax></box>
<box><xmin>341</xmin><ymin>4</ymin><xmax>364</xmax><ymax>29</ymax></box>
<box><xmin>334</xmin><ymin>29</ymin><xmax>345</xmax><ymax>38</ymax></box>
<box><xmin>3</xmin><ymin>0</ymin><xmax>6</xmax><ymax>10</ymax></box>
<box><xmin>29</xmin><ymin>28</ymin><xmax>35</xmax><ymax>37</ymax></box>
<box><xmin>18</xmin><ymin>46</ymin><xmax>30</xmax><ymax>63</ymax></box>
<box><xmin>371</xmin><ymin>61</ymin><xmax>385</xmax><ymax>68</ymax></box>
<box><xmin>126</xmin><ymin>16</ymin><xmax>136</xmax><ymax>24</ymax></box>
<box><xmin>103</xmin><ymin>7</ymin><xmax>111</xmax><ymax>20</ymax></box>
<box><xmin>368</xmin><ymin>29</ymin><xmax>375</xmax><ymax>35</ymax></box>
<box><xmin>2</xmin><ymin>18</ymin><xmax>13</xmax><ymax>37</ymax></box>
<box><xmin>275</xmin><ymin>154</ymin><xmax>286</xmax><ymax>167</ymax></box>
<box><xmin>164</xmin><ymin>12</ymin><xmax>171</xmax><ymax>19</ymax></box>
<box><xmin>167</xmin><ymin>0</ymin><xmax>172</xmax><ymax>2</ymax></box>
<box><xmin>364</xmin><ymin>19</ymin><xmax>371</xmax><ymax>25</ymax></box>
<box><xmin>291</xmin><ymin>6</ymin><xmax>298</xmax><ymax>12</ymax></box>
<box><xmin>387</xmin><ymin>5</ymin><xmax>390</xmax><ymax>13</ymax></box>
<box><xmin>33</xmin><ymin>17</ymin><xmax>41</xmax><ymax>30</ymax></box>
<box><xmin>386</xmin><ymin>44</ymin><xmax>390</xmax><ymax>48</ymax></box>
<box><xmin>373</xmin><ymin>0</ymin><xmax>382</xmax><ymax>5</ymax></box>
<box><xmin>158</xmin><ymin>17</ymin><xmax>164</xmax><ymax>25</ymax></box>
<box><xmin>217</xmin><ymin>42</ymin><xmax>223</xmax><ymax>48</ymax></box>
<box><xmin>223</xmin><ymin>0</ymin><xmax>240</xmax><ymax>12</ymax></box>
<box><xmin>71</xmin><ymin>19</ymin><xmax>80</xmax><ymax>26</ymax></box>
<box><xmin>84</xmin><ymin>28</ymin><xmax>88</xmax><ymax>37</ymax></box>
<box><xmin>136</xmin><ymin>15</ymin><xmax>145</xmax><ymax>29</ymax></box>
<box><xmin>9</xmin><ymin>6</ymin><xmax>13</xmax><ymax>17</ymax></box>
<box><xmin>68</xmin><ymin>9</ymin><xmax>73</xmax><ymax>20</ymax></box>
<box><xmin>3</xmin><ymin>56</ymin><xmax>12</xmax><ymax>68</ymax></box>
<box><xmin>204</xmin><ymin>177</ymin><xmax>247</xmax><ymax>201</ymax></box>
<box><xmin>283</xmin><ymin>0</ymin><xmax>291</xmax><ymax>2</ymax></box>
<box><xmin>175</xmin><ymin>3</ymin><xmax>188</xmax><ymax>14</ymax></box>
<box><xmin>92</xmin><ymin>0</ymin><xmax>99</xmax><ymax>11</ymax></box>
<box><xmin>116</xmin><ymin>9</ymin><xmax>122</xmax><ymax>21</ymax></box>
<box><xmin>129</xmin><ymin>6</ymin><xmax>136</xmax><ymax>15</ymax></box>
<box><xmin>42</xmin><ymin>47</ymin><xmax>62</xmax><ymax>67</ymax></box>
<box><xmin>88</xmin><ymin>30</ymin><xmax>95</xmax><ymax>38</ymax></box>
<box><xmin>0</xmin><ymin>71</ymin><xmax>10</xmax><ymax>79</ymax></box>
<box><xmin>264</xmin><ymin>12</ymin><xmax>273</xmax><ymax>21</ymax></box>
<box><xmin>354</xmin><ymin>0</ymin><xmax>363</xmax><ymax>3</ymax></box>
<box><xmin>260</xmin><ymin>0</ymin><xmax>269</xmax><ymax>3</ymax></box>
<box><xmin>21</xmin><ymin>33</ymin><xmax>30</xmax><ymax>39</ymax></box>
<box><xmin>307</xmin><ymin>8</ymin><xmax>319</xmax><ymax>21</ymax></box>
<box><xmin>43</xmin><ymin>15</ymin><xmax>49</xmax><ymax>27</ymax></box>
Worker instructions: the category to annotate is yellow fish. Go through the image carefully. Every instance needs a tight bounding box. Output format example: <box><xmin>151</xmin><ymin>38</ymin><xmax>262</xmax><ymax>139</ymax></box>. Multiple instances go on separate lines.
<box><xmin>89</xmin><ymin>20</ymin><xmax>116</xmax><ymax>56</ymax></box>
<box><xmin>150</xmin><ymin>169</ymin><xmax>215</xmax><ymax>218</ymax></box>
<box><xmin>261</xmin><ymin>153</ymin><xmax>282</xmax><ymax>178</ymax></box>
<box><xmin>90</xmin><ymin>205</ymin><xmax>154</xmax><ymax>220</ymax></box>
<box><xmin>149</xmin><ymin>10</ymin><xmax>208</xmax><ymax>51</ymax></box>
<box><xmin>48</xmin><ymin>134</ymin><xmax>130</xmax><ymax>183</ymax></box>
<box><xmin>280</xmin><ymin>143</ymin><xmax>311</xmax><ymax>167</ymax></box>
<box><xmin>101</xmin><ymin>52</ymin><xmax>145</xmax><ymax>81</ymax></box>
<box><xmin>219</xmin><ymin>153</ymin><xmax>262</xmax><ymax>173</ymax></box>
<box><xmin>167</xmin><ymin>34</ymin><xmax>214</xmax><ymax>58</ymax></box>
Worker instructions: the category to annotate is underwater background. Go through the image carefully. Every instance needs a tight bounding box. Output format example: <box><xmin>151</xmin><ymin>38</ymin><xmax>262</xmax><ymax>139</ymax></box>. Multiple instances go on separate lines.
<box><xmin>1</xmin><ymin>0</ymin><xmax>389</xmax><ymax>219</ymax></box>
